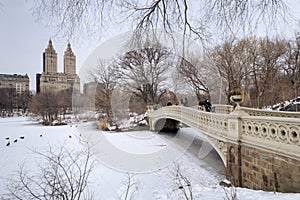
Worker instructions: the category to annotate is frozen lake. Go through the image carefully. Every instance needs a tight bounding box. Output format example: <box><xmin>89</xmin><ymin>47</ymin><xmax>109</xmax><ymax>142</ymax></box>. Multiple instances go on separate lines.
<box><xmin>1</xmin><ymin>117</ymin><xmax>300</xmax><ymax>199</ymax></box>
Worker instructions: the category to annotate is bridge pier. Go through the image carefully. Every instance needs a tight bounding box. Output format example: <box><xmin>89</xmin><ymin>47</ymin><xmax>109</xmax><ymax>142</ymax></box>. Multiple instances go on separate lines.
<box><xmin>226</xmin><ymin>142</ymin><xmax>300</xmax><ymax>192</ymax></box>
<box><xmin>225</xmin><ymin>109</ymin><xmax>245</xmax><ymax>188</ymax></box>
<box><xmin>226</xmin><ymin>142</ymin><xmax>242</xmax><ymax>187</ymax></box>
<box><xmin>226</xmin><ymin>109</ymin><xmax>300</xmax><ymax>192</ymax></box>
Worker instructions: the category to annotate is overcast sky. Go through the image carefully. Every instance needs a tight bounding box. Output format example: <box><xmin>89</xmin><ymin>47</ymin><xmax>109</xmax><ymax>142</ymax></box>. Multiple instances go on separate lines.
<box><xmin>0</xmin><ymin>0</ymin><xmax>102</xmax><ymax>91</ymax></box>
<box><xmin>1</xmin><ymin>0</ymin><xmax>300</xmax><ymax>91</ymax></box>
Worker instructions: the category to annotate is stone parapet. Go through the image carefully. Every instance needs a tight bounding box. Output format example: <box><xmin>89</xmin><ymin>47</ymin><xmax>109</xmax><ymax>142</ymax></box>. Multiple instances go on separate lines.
<box><xmin>240</xmin><ymin>115</ymin><xmax>300</xmax><ymax>160</ymax></box>
<box><xmin>240</xmin><ymin>107</ymin><xmax>300</xmax><ymax>118</ymax></box>
<box><xmin>240</xmin><ymin>145</ymin><xmax>300</xmax><ymax>192</ymax></box>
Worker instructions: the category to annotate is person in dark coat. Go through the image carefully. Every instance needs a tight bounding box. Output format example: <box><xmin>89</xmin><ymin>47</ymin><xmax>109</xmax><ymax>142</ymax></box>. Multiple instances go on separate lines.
<box><xmin>183</xmin><ymin>98</ymin><xmax>188</xmax><ymax>106</ymax></box>
<box><xmin>204</xmin><ymin>99</ymin><xmax>212</xmax><ymax>112</ymax></box>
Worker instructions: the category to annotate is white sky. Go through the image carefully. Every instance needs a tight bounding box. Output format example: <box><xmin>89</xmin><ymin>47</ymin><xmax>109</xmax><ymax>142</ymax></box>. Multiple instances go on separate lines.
<box><xmin>0</xmin><ymin>0</ymin><xmax>102</xmax><ymax>91</ymax></box>
<box><xmin>0</xmin><ymin>0</ymin><xmax>300</xmax><ymax>91</ymax></box>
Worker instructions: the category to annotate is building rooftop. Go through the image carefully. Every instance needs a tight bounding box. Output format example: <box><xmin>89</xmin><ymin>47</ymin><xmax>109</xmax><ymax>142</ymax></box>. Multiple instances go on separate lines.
<box><xmin>0</xmin><ymin>73</ymin><xmax>29</xmax><ymax>79</ymax></box>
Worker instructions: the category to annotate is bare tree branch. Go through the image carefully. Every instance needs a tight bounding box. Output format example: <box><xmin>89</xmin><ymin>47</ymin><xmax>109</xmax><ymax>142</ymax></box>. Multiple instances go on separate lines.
<box><xmin>89</xmin><ymin>59</ymin><xmax>120</xmax><ymax>125</ymax></box>
<box><xmin>4</xmin><ymin>144</ymin><xmax>95</xmax><ymax>200</ymax></box>
<box><xmin>30</xmin><ymin>0</ymin><xmax>290</xmax><ymax>41</ymax></box>
<box><xmin>169</xmin><ymin>163</ymin><xmax>193</xmax><ymax>200</ymax></box>
<box><xmin>176</xmin><ymin>56</ymin><xmax>211</xmax><ymax>102</ymax></box>
<box><xmin>117</xmin><ymin>173</ymin><xmax>139</xmax><ymax>200</ymax></box>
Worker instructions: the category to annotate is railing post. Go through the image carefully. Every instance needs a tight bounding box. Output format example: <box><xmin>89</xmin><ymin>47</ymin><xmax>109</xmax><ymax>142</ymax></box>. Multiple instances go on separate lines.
<box><xmin>145</xmin><ymin>110</ymin><xmax>155</xmax><ymax>131</ymax></box>
<box><xmin>226</xmin><ymin>108</ymin><xmax>248</xmax><ymax>187</ymax></box>
<box><xmin>148</xmin><ymin>116</ymin><xmax>154</xmax><ymax>131</ymax></box>
<box><xmin>228</xmin><ymin>109</ymin><xmax>248</xmax><ymax>141</ymax></box>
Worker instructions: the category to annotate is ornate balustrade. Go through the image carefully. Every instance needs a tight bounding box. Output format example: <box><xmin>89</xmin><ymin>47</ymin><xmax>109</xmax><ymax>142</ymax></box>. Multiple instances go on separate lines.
<box><xmin>213</xmin><ymin>104</ymin><xmax>233</xmax><ymax>114</ymax></box>
<box><xmin>240</xmin><ymin>107</ymin><xmax>300</xmax><ymax>118</ymax></box>
<box><xmin>212</xmin><ymin>104</ymin><xmax>300</xmax><ymax>118</ymax></box>
<box><xmin>240</xmin><ymin>115</ymin><xmax>300</xmax><ymax>159</ymax></box>
<box><xmin>149</xmin><ymin>106</ymin><xmax>229</xmax><ymax>137</ymax></box>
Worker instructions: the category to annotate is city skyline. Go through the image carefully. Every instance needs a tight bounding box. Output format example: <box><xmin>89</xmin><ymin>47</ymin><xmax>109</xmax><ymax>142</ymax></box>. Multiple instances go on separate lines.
<box><xmin>0</xmin><ymin>0</ymin><xmax>103</xmax><ymax>91</ymax></box>
<box><xmin>1</xmin><ymin>0</ymin><xmax>300</xmax><ymax>91</ymax></box>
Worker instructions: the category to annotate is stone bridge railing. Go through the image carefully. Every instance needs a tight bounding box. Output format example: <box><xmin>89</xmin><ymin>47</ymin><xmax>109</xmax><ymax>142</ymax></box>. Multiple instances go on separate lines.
<box><xmin>147</xmin><ymin>105</ymin><xmax>300</xmax><ymax>166</ymax></box>
<box><xmin>213</xmin><ymin>104</ymin><xmax>300</xmax><ymax>118</ymax></box>
<box><xmin>240</xmin><ymin>115</ymin><xmax>300</xmax><ymax>158</ymax></box>
<box><xmin>148</xmin><ymin>106</ymin><xmax>230</xmax><ymax>136</ymax></box>
<box><xmin>147</xmin><ymin>105</ymin><xmax>300</xmax><ymax>192</ymax></box>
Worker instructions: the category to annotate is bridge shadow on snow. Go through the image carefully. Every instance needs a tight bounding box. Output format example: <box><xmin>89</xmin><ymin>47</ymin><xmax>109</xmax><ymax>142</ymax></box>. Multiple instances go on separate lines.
<box><xmin>158</xmin><ymin>125</ymin><xmax>226</xmax><ymax>177</ymax></box>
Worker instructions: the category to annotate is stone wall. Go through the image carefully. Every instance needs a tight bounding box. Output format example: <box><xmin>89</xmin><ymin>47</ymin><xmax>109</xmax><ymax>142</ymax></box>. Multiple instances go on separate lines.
<box><xmin>242</xmin><ymin>145</ymin><xmax>300</xmax><ymax>192</ymax></box>
<box><xmin>227</xmin><ymin>142</ymin><xmax>300</xmax><ymax>193</ymax></box>
<box><xmin>226</xmin><ymin>143</ymin><xmax>242</xmax><ymax>187</ymax></box>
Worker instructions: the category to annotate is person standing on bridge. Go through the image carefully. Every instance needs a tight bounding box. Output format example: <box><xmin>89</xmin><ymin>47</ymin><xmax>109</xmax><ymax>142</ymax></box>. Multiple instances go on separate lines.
<box><xmin>180</xmin><ymin>99</ymin><xmax>184</xmax><ymax>105</ymax></box>
<box><xmin>204</xmin><ymin>99</ymin><xmax>212</xmax><ymax>112</ymax></box>
<box><xmin>183</xmin><ymin>98</ymin><xmax>188</xmax><ymax>106</ymax></box>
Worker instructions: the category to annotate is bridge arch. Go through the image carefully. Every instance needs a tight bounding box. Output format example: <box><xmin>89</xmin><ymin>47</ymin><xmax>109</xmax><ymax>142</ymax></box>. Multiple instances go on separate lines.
<box><xmin>149</xmin><ymin>106</ymin><xmax>228</xmax><ymax>166</ymax></box>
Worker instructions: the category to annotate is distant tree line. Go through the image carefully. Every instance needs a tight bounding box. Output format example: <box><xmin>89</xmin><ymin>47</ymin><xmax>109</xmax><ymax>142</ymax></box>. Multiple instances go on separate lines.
<box><xmin>27</xmin><ymin>34</ymin><xmax>300</xmax><ymax>124</ymax></box>
<box><xmin>88</xmin><ymin>34</ymin><xmax>300</xmax><ymax>125</ymax></box>
<box><xmin>208</xmin><ymin>35</ymin><xmax>300</xmax><ymax>108</ymax></box>
<box><xmin>0</xmin><ymin>88</ymin><xmax>31</xmax><ymax>116</ymax></box>
<box><xmin>89</xmin><ymin>42</ymin><xmax>175</xmax><ymax>124</ymax></box>
<box><xmin>28</xmin><ymin>88</ymin><xmax>83</xmax><ymax>123</ymax></box>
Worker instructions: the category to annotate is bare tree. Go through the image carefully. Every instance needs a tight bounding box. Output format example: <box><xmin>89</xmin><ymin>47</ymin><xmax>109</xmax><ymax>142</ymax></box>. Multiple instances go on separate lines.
<box><xmin>31</xmin><ymin>0</ymin><xmax>115</xmax><ymax>39</ymax></box>
<box><xmin>169</xmin><ymin>163</ymin><xmax>193</xmax><ymax>200</ymax></box>
<box><xmin>204</xmin><ymin>0</ymin><xmax>288</xmax><ymax>33</ymax></box>
<box><xmin>3</xmin><ymin>144</ymin><xmax>95</xmax><ymax>200</ymax></box>
<box><xmin>117</xmin><ymin>173</ymin><xmax>139</xmax><ymax>200</ymax></box>
<box><xmin>176</xmin><ymin>56</ymin><xmax>212</xmax><ymax>102</ymax></box>
<box><xmin>56</xmin><ymin>88</ymin><xmax>74</xmax><ymax>118</ymax></box>
<box><xmin>90</xmin><ymin>60</ymin><xmax>120</xmax><ymax>125</ymax></box>
<box><xmin>210</xmin><ymin>38</ymin><xmax>255</xmax><ymax>103</ymax></box>
<box><xmin>210</xmin><ymin>37</ymin><xmax>289</xmax><ymax>107</ymax></box>
<box><xmin>29</xmin><ymin>92</ymin><xmax>60</xmax><ymax>122</ymax></box>
<box><xmin>15</xmin><ymin>91</ymin><xmax>32</xmax><ymax>113</ymax></box>
<box><xmin>284</xmin><ymin>34</ymin><xmax>300</xmax><ymax>99</ymax></box>
<box><xmin>30</xmin><ymin>0</ymin><xmax>289</xmax><ymax>41</ymax></box>
<box><xmin>210</xmin><ymin>39</ymin><xmax>239</xmax><ymax>103</ymax></box>
<box><xmin>0</xmin><ymin>87</ymin><xmax>31</xmax><ymax>116</ymax></box>
<box><xmin>0</xmin><ymin>88</ymin><xmax>15</xmax><ymax>115</ymax></box>
<box><xmin>250</xmin><ymin>37</ymin><xmax>286</xmax><ymax>108</ymax></box>
<box><xmin>117</xmin><ymin>42</ymin><xmax>171</xmax><ymax>107</ymax></box>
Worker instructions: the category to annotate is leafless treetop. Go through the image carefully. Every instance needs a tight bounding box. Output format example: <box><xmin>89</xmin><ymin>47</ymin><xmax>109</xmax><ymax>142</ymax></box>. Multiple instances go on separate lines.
<box><xmin>30</xmin><ymin>0</ymin><xmax>290</xmax><ymax>41</ymax></box>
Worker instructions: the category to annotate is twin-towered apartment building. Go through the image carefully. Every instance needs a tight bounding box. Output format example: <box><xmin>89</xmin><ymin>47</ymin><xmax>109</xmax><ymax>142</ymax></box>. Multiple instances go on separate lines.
<box><xmin>0</xmin><ymin>40</ymin><xmax>81</xmax><ymax>96</ymax></box>
<box><xmin>0</xmin><ymin>40</ymin><xmax>84</xmax><ymax>113</ymax></box>
<box><xmin>36</xmin><ymin>39</ymin><xmax>80</xmax><ymax>93</ymax></box>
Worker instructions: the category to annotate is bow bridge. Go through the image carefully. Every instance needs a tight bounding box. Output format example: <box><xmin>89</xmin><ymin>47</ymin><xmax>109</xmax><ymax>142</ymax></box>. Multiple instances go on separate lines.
<box><xmin>147</xmin><ymin>105</ymin><xmax>300</xmax><ymax>193</ymax></box>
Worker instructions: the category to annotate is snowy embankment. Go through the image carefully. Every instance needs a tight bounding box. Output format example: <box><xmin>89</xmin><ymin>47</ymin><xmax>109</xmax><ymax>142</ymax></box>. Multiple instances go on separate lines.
<box><xmin>0</xmin><ymin>117</ymin><xmax>300</xmax><ymax>199</ymax></box>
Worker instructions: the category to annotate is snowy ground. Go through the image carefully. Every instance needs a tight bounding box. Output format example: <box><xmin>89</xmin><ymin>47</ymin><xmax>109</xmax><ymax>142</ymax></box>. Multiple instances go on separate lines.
<box><xmin>1</xmin><ymin>117</ymin><xmax>300</xmax><ymax>199</ymax></box>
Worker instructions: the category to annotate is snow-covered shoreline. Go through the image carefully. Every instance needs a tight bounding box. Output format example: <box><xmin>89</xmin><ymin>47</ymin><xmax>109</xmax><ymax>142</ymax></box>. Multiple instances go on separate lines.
<box><xmin>1</xmin><ymin>117</ymin><xmax>300</xmax><ymax>199</ymax></box>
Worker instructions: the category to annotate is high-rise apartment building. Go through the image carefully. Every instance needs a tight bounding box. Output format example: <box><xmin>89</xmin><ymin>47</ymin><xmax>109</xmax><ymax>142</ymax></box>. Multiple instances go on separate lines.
<box><xmin>0</xmin><ymin>74</ymin><xmax>30</xmax><ymax>113</ymax></box>
<box><xmin>36</xmin><ymin>40</ymin><xmax>80</xmax><ymax>93</ymax></box>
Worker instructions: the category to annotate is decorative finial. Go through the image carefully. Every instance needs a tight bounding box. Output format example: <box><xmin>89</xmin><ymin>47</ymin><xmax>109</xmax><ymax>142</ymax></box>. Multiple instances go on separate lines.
<box><xmin>66</xmin><ymin>41</ymin><xmax>72</xmax><ymax>51</ymax></box>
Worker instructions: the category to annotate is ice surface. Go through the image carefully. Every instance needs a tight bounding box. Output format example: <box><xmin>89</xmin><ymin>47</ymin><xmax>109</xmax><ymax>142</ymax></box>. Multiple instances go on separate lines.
<box><xmin>0</xmin><ymin>117</ymin><xmax>299</xmax><ymax>199</ymax></box>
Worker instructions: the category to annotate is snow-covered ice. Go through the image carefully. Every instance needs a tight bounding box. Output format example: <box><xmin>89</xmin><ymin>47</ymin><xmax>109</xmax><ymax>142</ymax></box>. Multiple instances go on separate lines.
<box><xmin>1</xmin><ymin>117</ymin><xmax>300</xmax><ymax>199</ymax></box>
